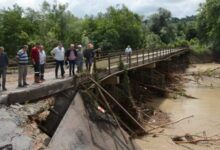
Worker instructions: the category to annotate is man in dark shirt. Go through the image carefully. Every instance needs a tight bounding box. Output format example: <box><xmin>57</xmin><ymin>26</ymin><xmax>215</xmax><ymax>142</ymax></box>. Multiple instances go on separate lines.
<box><xmin>65</xmin><ymin>44</ymin><xmax>77</xmax><ymax>76</ymax></box>
<box><xmin>83</xmin><ymin>43</ymin><xmax>95</xmax><ymax>73</ymax></box>
<box><xmin>31</xmin><ymin>43</ymin><xmax>40</xmax><ymax>83</ymax></box>
<box><xmin>0</xmin><ymin>46</ymin><xmax>9</xmax><ymax>91</ymax></box>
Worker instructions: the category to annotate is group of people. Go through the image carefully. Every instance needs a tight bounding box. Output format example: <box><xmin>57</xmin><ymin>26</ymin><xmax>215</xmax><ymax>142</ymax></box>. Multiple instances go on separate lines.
<box><xmin>50</xmin><ymin>42</ymin><xmax>95</xmax><ymax>78</ymax></box>
<box><xmin>16</xmin><ymin>43</ymin><xmax>46</xmax><ymax>87</ymax></box>
<box><xmin>0</xmin><ymin>43</ymin><xmax>132</xmax><ymax>91</ymax></box>
<box><xmin>50</xmin><ymin>42</ymin><xmax>83</xmax><ymax>78</ymax></box>
<box><xmin>0</xmin><ymin>42</ymin><xmax>96</xmax><ymax>91</ymax></box>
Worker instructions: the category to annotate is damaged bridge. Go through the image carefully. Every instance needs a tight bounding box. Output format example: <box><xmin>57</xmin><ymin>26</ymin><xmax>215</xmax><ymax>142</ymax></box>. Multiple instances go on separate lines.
<box><xmin>0</xmin><ymin>48</ymin><xmax>189</xmax><ymax>150</ymax></box>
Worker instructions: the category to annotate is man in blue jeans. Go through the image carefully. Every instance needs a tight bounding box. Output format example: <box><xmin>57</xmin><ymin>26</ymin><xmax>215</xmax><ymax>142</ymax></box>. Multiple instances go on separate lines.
<box><xmin>51</xmin><ymin>42</ymin><xmax>65</xmax><ymax>79</ymax></box>
<box><xmin>0</xmin><ymin>46</ymin><xmax>8</xmax><ymax>91</ymax></box>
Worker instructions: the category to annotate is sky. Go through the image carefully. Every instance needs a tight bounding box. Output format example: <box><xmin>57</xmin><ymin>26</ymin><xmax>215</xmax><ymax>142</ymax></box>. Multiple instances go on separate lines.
<box><xmin>0</xmin><ymin>0</ymin><xmax>206</xmax><ymax>18</ymax></box>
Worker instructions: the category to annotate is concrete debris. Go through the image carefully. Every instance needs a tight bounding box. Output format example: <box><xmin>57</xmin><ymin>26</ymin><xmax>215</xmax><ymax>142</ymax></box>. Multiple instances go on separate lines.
<box><xmin>10</xmin><ymin>103</ymin><xmax>23</xmax><ymax>109</ymax></box>
<box><xmin>0</xmin><ymin>97</ymin><xmax>54</xmax><ymax>150</ymax></box>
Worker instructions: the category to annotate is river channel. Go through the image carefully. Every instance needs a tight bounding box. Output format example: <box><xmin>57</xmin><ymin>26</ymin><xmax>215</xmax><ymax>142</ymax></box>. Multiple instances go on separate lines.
<box><xmin>135</xmin><ymin>63</ymin><xmax>220</xmax><ymax>150</ymax></box>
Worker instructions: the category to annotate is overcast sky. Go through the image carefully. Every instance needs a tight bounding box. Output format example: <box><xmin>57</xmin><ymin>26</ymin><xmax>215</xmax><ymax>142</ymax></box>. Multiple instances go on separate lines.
<box><xmin>0</xmin><ymin>0</ymin><xmax>206</xmax><ymax>18</ymax></box>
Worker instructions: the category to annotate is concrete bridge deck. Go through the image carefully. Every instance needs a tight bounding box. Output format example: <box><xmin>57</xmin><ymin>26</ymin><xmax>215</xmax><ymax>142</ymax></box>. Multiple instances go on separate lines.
<box><xmin>0</xmin><ymin>68</ymin><xmax>74</xmax><ymax>104</ymax></box>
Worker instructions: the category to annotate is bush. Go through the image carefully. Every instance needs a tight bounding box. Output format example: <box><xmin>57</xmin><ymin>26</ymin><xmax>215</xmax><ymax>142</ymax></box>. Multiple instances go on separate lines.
<box><xmin>189</xmin><ymin>38</ymin><xmax>211</xmax><ymax>54</ymax></box>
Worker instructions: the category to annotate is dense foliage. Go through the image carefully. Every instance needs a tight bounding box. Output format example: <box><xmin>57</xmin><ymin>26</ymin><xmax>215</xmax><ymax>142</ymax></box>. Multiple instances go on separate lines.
<box><xmin>197</xmin><ymin>0</ymin><xmax>220</xmax><ymax>54</ymax></box>
<box><xmin>0</xmin><ymin>0</ymin><xmax>219</xmax><ymax>56</ymax></box>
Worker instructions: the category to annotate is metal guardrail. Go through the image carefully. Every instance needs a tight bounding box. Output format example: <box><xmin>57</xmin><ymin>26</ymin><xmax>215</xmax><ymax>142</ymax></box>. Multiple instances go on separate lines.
<box><xmin>95</xmin><ymin>48</ymin><xmax>188</xmax><ymax>76</ymax></box>
<box><xmin>7</xmin><ymin>56</ymin><xmax>55</xmax><ymax>74</ymax></box>
<box><xmin>7</xmin><ymin>48</ymin><xmax>188</xmax><ymax>75</ymax></box>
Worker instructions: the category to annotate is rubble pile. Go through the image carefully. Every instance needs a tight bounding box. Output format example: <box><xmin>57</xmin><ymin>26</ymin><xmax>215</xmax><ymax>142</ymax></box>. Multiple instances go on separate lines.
<box><xmin>0</xmin><ymin>98</ymin><xmax>54</xmax><ymax>150</ymax></box>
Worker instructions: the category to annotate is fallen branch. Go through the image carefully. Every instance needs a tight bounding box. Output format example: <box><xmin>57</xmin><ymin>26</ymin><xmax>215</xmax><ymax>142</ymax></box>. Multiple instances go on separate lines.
<box><xmin>174</xmin><ymin>138</ymin><xmax>220</xmax><ymax>144</ymax></box>
<box><xmin>133</xmin><ymin>81</ymin><xmax>197</xmax><ymax>99</ymax></box>
<box><xmin>146</xmin><ymin>115</ymin><xmax>194</xmax><ymax>133</ymax></box>
<box><xmin>97</xmin><ymin>87</ymin><xmax>129</xmax><ymax>144</ymax></box>
<box><xmin>203</xmin><ymin>67</ymin><xmax>220</xmax><ymax>74</ymax></box>
<box><xmin>89</xmin><ymin>77</ymin><xmax>148</xmax><ymax>133</ymax></box>
<box><xmin>177</xmin><ymin>92</ymin><xmax>197</xmax><ymax>99</ymax></box>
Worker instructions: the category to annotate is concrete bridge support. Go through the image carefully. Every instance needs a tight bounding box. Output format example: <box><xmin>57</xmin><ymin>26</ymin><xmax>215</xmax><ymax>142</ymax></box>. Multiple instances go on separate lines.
<box><xmin>156</xmin><ymin>53</ymin><xmax>189</xmax><ymax>74</ymax></box>
<box><xmin>102</xmin><ymin>75</ymin><xmax>120</xmax><ymax>86</ymax></box>
<box><xmin>39</xmin><ymin>89</ymin><xmax>77</xmax><ymax>137</ymax></box>
<box><xmin>128</xmin><ymin>67</ymin><xmax>166</xmax><ymax>92</ymax></box>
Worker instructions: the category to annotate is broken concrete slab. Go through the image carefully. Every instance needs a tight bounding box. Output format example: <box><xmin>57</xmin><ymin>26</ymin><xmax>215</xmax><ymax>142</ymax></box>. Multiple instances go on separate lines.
<box><xmin>48</xmin><ymin>93</ymin><xmax>141</xmax><ymax>150</ymax></box>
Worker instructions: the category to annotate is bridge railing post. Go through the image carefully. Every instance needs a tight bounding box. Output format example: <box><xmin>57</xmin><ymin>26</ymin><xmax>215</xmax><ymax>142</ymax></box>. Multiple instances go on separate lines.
<box><xmin>136</xmin><ymin>50</ymin><xmax>139</xmax><ymax>65</ymax></box>
<box><xmin>153</xmin><ymin>49</ymin><xmax>155</xmax><ymax>61</ymax></box>
<box><xmin>119</xmin><ymin>54</ymin><xmax>122</xmax><ymax>63</ymax></box>
<box><xmin>147</xmin><ymin>49</ymin><xmax>149</xmax><ymax>62</ymax></box>
<box><xmin>129</xmin><ymin>53</ymin><xmax>131</xmax><ymax>68</ymax></box>
<box><xmin>93</xmin><ymin>56</ymin><xmax>97</xmax><ymax>73</ymax></box>
<box><xmin>159</xmin><ymin>49</ymin><xmax>161</xmax><ymax>60</ymax></box>
<box><xmin>108</xmin><ymin>55</ymin><xmax>111</xmax><ymax>74</ymax></box>
<box><xmin>142</xmin><ymin>49</ymin><xmax>145</xmax><ymax>64</ymax></box>
<box><xmin>157</xmin><ymin>49</ymin><xmax>159</xmax><ymax>60</ymax></box>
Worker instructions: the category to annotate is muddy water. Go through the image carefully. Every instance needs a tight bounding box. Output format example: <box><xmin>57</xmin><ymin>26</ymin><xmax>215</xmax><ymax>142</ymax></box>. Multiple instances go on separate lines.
<box><xmin>135</xmin><ymin>63</ymin><xmax>220</xmax><ymax>150</ymax></box>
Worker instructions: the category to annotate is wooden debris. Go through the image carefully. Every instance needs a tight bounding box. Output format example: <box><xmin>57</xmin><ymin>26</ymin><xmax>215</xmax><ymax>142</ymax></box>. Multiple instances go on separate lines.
<box><xmin>172</xmin><ymin>132</ymin><xmax>220</xmax><ymax>145</ymax></box>
<box><xmin>146</xmin><ymin>115</ymin><xmax>194</xmax><ymax>133</ymax></box>
<box><xmin>175</xmin><ymin>138</ymin><xmax>220</xmax><ymax>144</ymax></box>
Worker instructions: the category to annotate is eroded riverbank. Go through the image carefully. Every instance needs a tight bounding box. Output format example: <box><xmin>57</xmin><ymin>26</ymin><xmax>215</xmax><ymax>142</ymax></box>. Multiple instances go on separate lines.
<box><xmin>136</xmin><ymin>63</ymin><xmax>220</xmax><ymax>150</ymax></box>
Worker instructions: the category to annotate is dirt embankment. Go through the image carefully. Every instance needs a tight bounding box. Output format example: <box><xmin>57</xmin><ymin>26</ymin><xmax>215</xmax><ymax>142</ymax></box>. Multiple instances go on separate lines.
<box><xmin>189</xmin><ymin>52</ymin><xmax>214</xmax><ymax>64</ymax></box>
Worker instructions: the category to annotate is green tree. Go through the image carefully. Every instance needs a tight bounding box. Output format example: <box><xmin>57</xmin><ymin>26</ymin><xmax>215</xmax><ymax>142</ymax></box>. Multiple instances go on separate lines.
<box><xmin>197</xmin><ymin>0</ymin><xmax>220</xmax><ymax>53</ymax></box>
<box><xmin>82</xmin><ymin>5</ymin><xmax>143</xmax><ymax>51</ymax></box>
<box><xmin>148</xmin><ymin>8</ymin><xmax>175</xmax><ymax>44</ymax></box>
<box><xmin>1</xmin><ymin>5</ymin><xmax>30</xmax><ymax>55</ymax></box>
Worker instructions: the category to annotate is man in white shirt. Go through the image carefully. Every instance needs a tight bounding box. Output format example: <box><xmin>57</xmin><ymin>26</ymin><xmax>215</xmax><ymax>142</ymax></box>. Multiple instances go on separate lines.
<box><xmin>125</xmin><ymin>45</ymin><xmax>132</xmax><ymax>63</ymax></box>
<box><xmin>39</xmin><ymin>45</ymin><xmax>46</xmax><ymax>81</ymax></box>
<box><xmin>50</xmin><ymin>42</ymin><xmax>65</xmax><ymax>78</ymax></box>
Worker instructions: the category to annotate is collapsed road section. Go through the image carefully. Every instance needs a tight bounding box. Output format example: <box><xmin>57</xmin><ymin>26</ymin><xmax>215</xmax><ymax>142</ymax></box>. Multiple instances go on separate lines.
<box><xmin>0</xmin><ymin>76</ymin><xmax>141</xmax><ymax>150</ymax></box>
<box><xmin>48</xmin><ymin>92</ymin><xmax>140</xmax><ymax>150</ymax></box>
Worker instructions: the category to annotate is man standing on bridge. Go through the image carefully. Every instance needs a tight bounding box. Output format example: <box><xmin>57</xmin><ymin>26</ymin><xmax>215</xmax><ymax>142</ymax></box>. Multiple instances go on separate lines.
<box><xmin>125</xmin><ymin>45</ymin><xmax>132</xmax><ymax>64</ymax></box>
<box><xmin>65</xmin><ymin>44</ymin><xmax>77</xmax><ymax>76</ymax></box>
<box><xmin>39</xmin><ymin>45</ymin><xmax>46</xmax><ymax>81</ymax></box>
<box><xmin>16</xmin><ymin>45</ymin><xmax>29</xmax><ymax>87</ymax></box>
<box><xmin>83</xmin><ymin>43</ymin><xmax>95</xmax><ymax>74</ymax></box>
<box><xmin>0</xmin><ymin>46</ymin><xmax>8</xmax><ymax>91</ymax></box>
<box><xmin>31</xmin><ymin>43</ymin><xmax>41</xmax><ymax>83</ymax></box>
<box><xmin>51</xmin><ymin>42</ymin><xmax>65</xmax><ymax>79</ymax></box>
